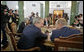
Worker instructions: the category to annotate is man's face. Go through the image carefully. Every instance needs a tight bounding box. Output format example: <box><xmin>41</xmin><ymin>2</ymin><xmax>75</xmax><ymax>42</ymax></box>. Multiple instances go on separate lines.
<box><xmin>4</xmin><ymin>9</ymin><xmax>8</xmax><ymax>14</ymax></box>
<box><xmin>55</xmin><ymin>21</ymin><xmax>62</xmax><ymax>29</ymax></box>
<box><xmin>80</xmin><ymin>15</ymin><xmax>82</xmax><ymax>17</ymax></box>
<box><xmin>38</xmin><ymin>19</ymin><xmax>44</xmax><ymax>28</ymax></box>
<box><xmin>9</xmin><ymin>10</ymin><xmax>12</xmax><ymax>13</ymax></box>
<box><xmin>15</xmin><ymin>11</ymin><xmax>18</xmax><ymax>14</ymax></box>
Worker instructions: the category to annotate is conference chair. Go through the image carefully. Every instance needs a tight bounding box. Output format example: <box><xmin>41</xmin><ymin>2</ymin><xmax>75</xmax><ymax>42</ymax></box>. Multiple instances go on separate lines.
<box><xmin>8</xmin><ymin>32</ymin><xmax>40</xmax><ymax>51</ymax></box>
<box><xmin>54</xmin><ymin>33</ymin><xmax>83</xmax><ymax>51</ymax></box>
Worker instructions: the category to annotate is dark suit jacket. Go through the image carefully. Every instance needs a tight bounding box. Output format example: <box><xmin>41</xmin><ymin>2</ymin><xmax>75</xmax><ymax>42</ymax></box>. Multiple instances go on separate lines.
<box><xmin>17</xmin><ymin>22</ymin><xmax>26</xmax><ymax>33</ymax></box>
<box><xmin>44</xmin><ymin>20</ymin><xmax>46</xmax><ymax>25</ymax></box>
<box><xmin>17</xmin><ymin>24</ymin><xmax>47</xmax><ymax>49</ymax></box>
<box><xmin>51</xmin><ymin>26</ymin><xmax>80</xmax><ymax>41</ymax></box>
<box><xmin>1</xmin><ymin>14</ymin><xmax>9</xmax><ymax>27</ymax></box>
<box><xmin>14</xmin><ymin>13</ymin><xmax>19</xmax><ymax>23</ymax></box>
<box><xmin>30</xmin><ymin>16</ymin><xmax>33</xmax><ymax>24</ymax></box>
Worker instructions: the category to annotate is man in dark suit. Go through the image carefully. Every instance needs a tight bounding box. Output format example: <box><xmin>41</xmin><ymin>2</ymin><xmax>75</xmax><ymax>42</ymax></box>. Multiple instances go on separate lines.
<box><xmin>17</xmin><ymin>17</ymin><xmax>47</xmax><ymax>51</ymax></box>
<box><xmin>51</xmin><ymin>18</ymin><xmax>80</xmax><ymax>41</ymax></box>
<box><xmin>8</xmin><ymin>9</ymin><xmax>14</xmax><ymax>32</ymax></box>
<box><xmin>44</xmin><ymin>18</ymin><xmax>48</xmax><ymax>26</ymax></box>
<box><xmin>1</xmin><ymin>5</ymin><xmax>9</xmax><ymax>48</ymax></box>
<box><xmin>29</xmin><ymin>12</ymin><xmax>35</xmax><ymax>24</ymax></box>
<box><xmin>17</xmin><ymin>18</ymin><xmax>30</xmax><ymax>33</ymax></box>
<box><xmin>14</xmin><ymin>10</ymin><xmax>19</xmax><ymax>26</ymax></box>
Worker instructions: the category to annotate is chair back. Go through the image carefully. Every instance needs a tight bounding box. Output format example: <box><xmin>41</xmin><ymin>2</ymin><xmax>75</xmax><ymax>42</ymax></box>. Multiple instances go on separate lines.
<box><xmin>9</xmin><ymin>32</ymin><xmax>18</xmax><ymax>51</ymax></box>
<box><xmin>8</xmin><ymin>32</ymin><xmax>40</xmax><ymax>51</ymax></box>
<box><xmin>59</xmin><ymin>33</ymin><xmax>83</xmax><ymax>42</ymax></box>
<box><xmin>54</xmin><ymin>33</ymin><xmax>83</xmax><ymax>51</ymax></box>
<box><xmin>11</xmin><ymin>22</ymin><xmax>17</xmax><ymax>34</ymax></box>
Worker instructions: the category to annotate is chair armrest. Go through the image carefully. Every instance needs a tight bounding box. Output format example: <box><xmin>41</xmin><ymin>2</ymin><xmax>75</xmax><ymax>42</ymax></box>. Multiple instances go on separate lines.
<box><xmin>14</xmin><ymin>33</ymin><xmax>22</xmax><ymax>36</ymax></box>
<box><xmin>43</xmin><ymin>43</ymin><xmax>55</xmax><ymax>47</ymax></box>
<box><xmin>43</xmin><ymin>40</ymin><xmax>55</xmax><ymax>47</ymax></box>
<box><xmin>18</xmin><ymin>47</ymin><xmax>40</xmax><ymax>51</ymax></box>
<box><xmin>15</xmin><ymin>36</ymin><xmax>20</xmax><ymax>41</ymax></box>
<box><xmin>54</xmin><ymin>39</ymin><xmax>83</xmax><ymax>44</ymax></box>
<box><xmin>54</xmin><ymin>39</ymin><xmax>83</xmax><ymax>49</ymax></box>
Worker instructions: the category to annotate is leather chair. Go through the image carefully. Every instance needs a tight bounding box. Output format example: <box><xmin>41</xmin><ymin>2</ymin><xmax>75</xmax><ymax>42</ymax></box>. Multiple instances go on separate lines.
<box><xmin>54</xmin><ymin>33</ymin><xmax>83</xmax><ymax>51</ymax></box>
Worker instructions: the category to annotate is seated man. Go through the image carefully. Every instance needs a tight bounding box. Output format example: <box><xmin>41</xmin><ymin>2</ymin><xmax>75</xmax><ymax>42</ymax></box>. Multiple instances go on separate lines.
<box><xmin>17</xmin><ymin>17</ymin><xmax>47</xmax><ymax>51</ymax></box>
<box><xmin>17</xmin><ymin>18</ymin><xmax>30</xmax><ymax>33</ymax></box>
<box><xmin>51</xmin><ymin>18</ymin><xmax>80</xmax><ymax>41</ymax></box>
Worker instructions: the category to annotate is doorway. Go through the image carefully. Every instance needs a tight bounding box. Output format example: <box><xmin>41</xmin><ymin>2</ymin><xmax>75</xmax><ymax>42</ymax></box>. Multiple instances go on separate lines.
<box><xmin>53</xmin><ymin>10</ymin><xmax>64</xmax><ymax>25</ymax></box>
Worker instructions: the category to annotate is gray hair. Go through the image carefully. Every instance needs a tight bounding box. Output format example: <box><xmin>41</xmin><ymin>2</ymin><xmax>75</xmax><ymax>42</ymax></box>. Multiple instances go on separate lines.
<box><xmin>33</xmin><ymin>17</ymin><xmax>43</xmax><ymax>24</ymax></box>
<box><xmin>56</xmin><ymin>18</ymin><xmax>67</xmax><ymax>26</ymax></box>
<box><xmin>24</xmin><ymin>18</ymin><xmax>29</xmax><ymax>22</ymax></box>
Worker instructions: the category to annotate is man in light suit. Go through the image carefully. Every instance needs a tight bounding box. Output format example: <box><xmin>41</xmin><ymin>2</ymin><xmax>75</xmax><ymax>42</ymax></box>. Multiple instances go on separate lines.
<box><xmin>51</xmin><ymin>18</ymin><xmax>80</xmax><ymax>41</ymax></box>
<box><xmin>17</xmin><ymin>17</ymin><xmax>48</xmax><ymax>51</ymax></box>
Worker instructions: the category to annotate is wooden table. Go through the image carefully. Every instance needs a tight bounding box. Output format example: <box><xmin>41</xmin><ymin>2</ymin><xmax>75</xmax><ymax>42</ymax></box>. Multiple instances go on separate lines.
<box><xmin>43</xmin><ymin>40</ymin><xmax>55</xmax><ymax>47</ymax></box>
